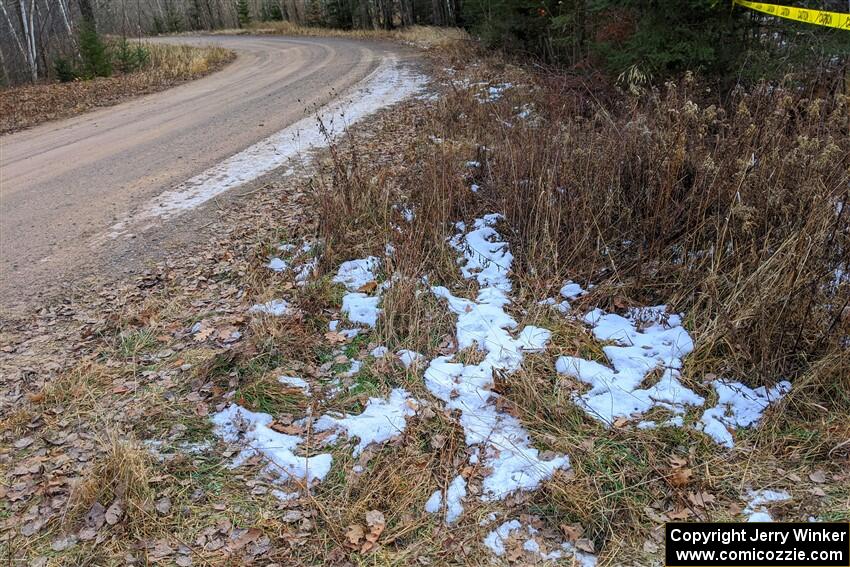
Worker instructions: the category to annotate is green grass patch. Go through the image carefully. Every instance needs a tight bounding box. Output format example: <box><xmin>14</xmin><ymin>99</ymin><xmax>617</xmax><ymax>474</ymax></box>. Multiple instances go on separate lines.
<box><xmin>236</xmin><ymin>376</ymin><xmax>307</xmax><ymax>416</ymax></box>
<box><xmin>116</xmin><ymin>328</ymin><xmax>158</xmax><ymax>358</ymax></box>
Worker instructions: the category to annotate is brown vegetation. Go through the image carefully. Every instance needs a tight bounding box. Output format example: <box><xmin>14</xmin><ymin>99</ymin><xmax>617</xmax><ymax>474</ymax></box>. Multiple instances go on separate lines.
<box><xmin>1</xmin><ymin>38</ymin><xmax>847</xmax><ymax>566</ymax></box>
<box><xmin>0</xmin><ymin>43</ymin><xmax>234</xmax><ymax>135</ymax></box>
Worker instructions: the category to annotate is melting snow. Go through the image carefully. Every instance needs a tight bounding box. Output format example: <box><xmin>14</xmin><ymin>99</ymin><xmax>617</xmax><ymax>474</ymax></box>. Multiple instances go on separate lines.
<box><xmin>278</xmin><ymin>375</ymin><xmax>310</xmax><ymax>395</ymax></box>
<box><xmin>425</xmin><ymin>215</ymin><xmax>569</xmax><ymax>503</ymax></box>
<box><xmin>211</xmin><ymin>404</ymin><xmax>332</xmax><ymax>484</ymax></box>
<box><xmin>266</xmin><ymin>258</ymin><xmax>288</xmax><ymax>272</ymax></box>
<box><xmin>744</xmin><ymin>489</ymin><xmax>791</xmax><ymax>522</ymax></box>
<box><xmin>295</xmin><ymin>259</ymin><xmax>317</xmax><ymax>283</ymax></box>
<box><xmin>342</xmin><ymin>360</ymin><xmax>362</xmax><ymax>377</ymax></box>
<box><xmin>483</xmin><ymin>519</ymin><xmax>596</xmax><ymax>565</ymax></box>
<box><xmin>370</xmin><ymin>346</ymin><xmax>389</xmax><ymax>358</ymax></box>
<box><xmin>342</xmin><ymin>293</ymin><xmax>381</xmax><ymax>327</ymax></box>
<box><xmin>340</xmin><ymin>328</ymin><xmax>362</xmax><ymax>339</ymax></box>
<box><xmin>539</xmin><ymin>296</ymin><xmax>571</xmax><ymax>313</ymax></box>
<box><xmin>484</xmin><ymin>520</ymin><xmax>523</xmax><ymax>556</ymax></box>
<box><xmin>333</xmin><ymin>256</ymin><xmax>380</xmax><ymax>291</ymax></box>
<box><xmin>397</xmin><ymin>349</ymin><xmax>425</xmax><ymax>369</ymax></box>
<box><xmin>109</xmin><ymin>57</ymin><xmax>426</xmax><ymax>231</ymax></box>
<box><xmin>249</xmin><ymin>299</ymin><xmax>293</xmax><ymax>316</ymax></box>
<box><xmin>314</xmin><ymin>389</ymin><xmax>417</xmax><ymax>455</ymax></box>
<box><xmin>336</xmin><ymin>257</ymin><xmax>382</xmax><ymax>328</ymax></box>
<box><xmin>556</xmin><ymin>303</ymin><xmax>790</xmax><ymax>446</ymax></box>
<box><xmin>477</xmin><ymin>82</ymin><xmax>513</xmax><ymax>103</ymax></box>
<box><xmin>424</xmin><ymin>475</ymin><xmax>467</xmax><ymax>524</ymax></box>
<box><xmin>698</xmin><ymin>380</ymin><xmax>791</xmax><ymax>448</ymax></box>
<box><xmin>271</xmin><ymin>490</ymin><xmax>300</xmax><ymax>502</ymax></box>
<box><xmin>555</xmin><ymin>306</ymin><xmax>704</xmax><ymax>424</ymax></box>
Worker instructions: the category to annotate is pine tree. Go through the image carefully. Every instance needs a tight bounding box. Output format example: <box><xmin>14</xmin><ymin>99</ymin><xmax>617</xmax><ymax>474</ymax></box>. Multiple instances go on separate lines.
<box><xmin>78</xmin><ymin>21</ymin><xmax>112</xmax><ymax>79</ymax></box>
<box><xmin>261</xmin><ymin>0</ymin><xmax>284</xmax><ymax>21</ymax></box>
<box><xmin>237</xmin><ymin>0</ymin><xmax>251</xmax><ymax>27</ymax></box>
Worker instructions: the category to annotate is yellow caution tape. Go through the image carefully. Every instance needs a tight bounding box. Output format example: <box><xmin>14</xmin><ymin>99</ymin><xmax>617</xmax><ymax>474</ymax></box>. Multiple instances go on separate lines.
<box><xmin>734</xmin><ymin>0</ymin><xmax>850</xmax><ymax>30</ymax></box>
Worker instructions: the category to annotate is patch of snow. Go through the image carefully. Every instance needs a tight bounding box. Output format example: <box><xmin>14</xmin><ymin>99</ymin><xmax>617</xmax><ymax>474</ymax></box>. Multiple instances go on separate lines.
<box><xmin>516</xmin><ymin>103</ymin><xmax>534</xmax><ymax>120</ymax></box>
<box><xmin>333</xmin><ymin>257</ymin><xmax>380</xmax><ymax>291</ymax></box>
<box><xmin>340</xmin><ymin>328</ymin><xmax>361</xmax><ymax>339</ymax></box>
<box><xmin>426</xmin><ymin>216</ymin><xmax>569</xmax><ymax>502</ymax></box>
<box><xmin>555</xmin><ymin>542</ymin><xmax>597</xmax><ymax>567</ymax></box>
<box><xmin>266</xmin><ymin>258</ymin><xmax>288</xmax><ymax>272</ymax></box>
<box><xmin>539</xmin><ymin>296</ymin><xmax>571</xmax><ymax>313</ymax></box>
<box><xmin>555</xmin><ymin>306</ymin><xmax>704</xmax><ymax>425</ymax></box>
<box><xmin>484</xmin><ymin>519</ymin><xmax>596</xmax><ymax>565</ymax></box>
<box><xmin>425</xmin><ymin>476</ymin><xmax>467</xmax><ymax>524</ymax></box>
<box><xmin>429</xmin><ymin>479</ymin><xmax>466</xmax><ymax>523</ymax></box>
<box><xmin>516</xmin><ymin>326</ymin><xmax>551</xmax><ymax>352</ymax></box>
<box><xmin>424</xmin><ymin>490</ymin><xmax>442</xmax><ymax>513</ymax></box>
<box><xmin>336</xmin><ymin>257</ymin><xmax>383</xmax><ymax>328</ymax></box>
<box><xmin>329</xmin><ymin>320</ymin><xmax>340</xmax><ymax>331</ymax></box>
<box><xmin>295</xmin><ymin>258</ymin><xmax>317</xmax><ymax>283</ymax></box>
<box><xmin>397</xmin><ymin>349</ymin><xmax>425</xmax><ymax>369</ymax></box>
<box><xmin>636</xmin><ymin>416</ymin><xmax>684</xmax><ymax>430</ymax></box>
<box><xmin>556</xmin><ymin>304</ymin><xmax>790</xmax><ymax>448</ymax></box>
<box><xmin>698</xmin><ymin>380</ymin><xmax>791</xmax><ymax>448</ymax></box>
<box><xmin>211</xmin><ymin>404</ymin><xmax>332</xmax><ymax>484</ymax></box>
<box><xmin>371</xmin><ymin>346</ymin><xmax>389</xmax><ymax>358</ymax></box>
<box><xmin>560</xmin><ymin>281</ymin><xmax>586</xmax><ymax>300</ymax></box>
<box><xmin>484</xmin><ymin>520</ymin><xmax>523</xmax><ymax>556</ymax></box>
<box><xmin>249</xmin><ymin>299</ymin><xmax>293</xmax><ymax>316</ymax></box>
<box><xmin>744</xmin><ymin>489</ymin><xmax>791</xmax><ymax>522</ymax></box>
<box><xmin>342</xmin><ymin>293</ymin><xmax>381</xmax><ymax>327</ymax></box>
<box><xmin>271</xmin><ymin>490</ymin><xmax>300</xmax><ymax>502</ymax></box>
<box><xmin>313</xmin><ymin>389</ymin><xmax>417</xmax><ymax>455</ymax></box>
<box><xmin>342</xmin><ymin>360</ymin><xmax>362</xmax><ymax>377</ymax></box>
<box><xmin>110</xmin><ymin>57</ymin><xmax>426</xmax><ymax>230</ymax></box>
<box><xmin>477</xmin><ymin>82</ymin><xmax>513</xmax><ymax>103</ymax></box>
<box><xmin>278</xmin><ymin>375</ymin><xmax>310</xmax><ymax>395</ymax></box>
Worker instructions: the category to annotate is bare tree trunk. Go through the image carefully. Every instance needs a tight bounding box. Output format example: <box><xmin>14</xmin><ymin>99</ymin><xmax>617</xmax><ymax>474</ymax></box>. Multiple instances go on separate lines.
<box><xmin>0</xmin><ymin>0</ymin><xmax>27</xmax><ymax>64</ymax></box>
<box><xmin>0</xmin><ymin>40</ymin><xmax>8</xmax><ymax>85</ymax></box>
<box><xmin>57</xmin><ymin>0</ymin><xmax>74</xmax><ymax>36</ymax></box>
<box><xmin>34</xmin><ymin>0</ymin><xmax>53</xmax><ymax>77</ymax></box>
<box><xmin>79</xmin><ymin>0</ymin><xmax>95</xmax><ymax>24</ymax></box>
<box><xmin>17</xmin><ymin>0</ymin><xmax>38</xmax><ymax>82</ymax></box>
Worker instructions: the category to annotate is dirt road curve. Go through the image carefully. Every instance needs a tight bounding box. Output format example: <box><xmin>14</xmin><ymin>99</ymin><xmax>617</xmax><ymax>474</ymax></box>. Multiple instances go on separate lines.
<box><xmin>0</xmin><ymin>36</ymin><xmax>415</xmax><ymax>312</ymax></box>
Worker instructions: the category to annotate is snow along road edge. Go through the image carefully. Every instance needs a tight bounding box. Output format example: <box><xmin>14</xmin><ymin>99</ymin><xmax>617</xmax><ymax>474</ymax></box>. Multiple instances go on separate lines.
<box><xmin>108</xmin><ymin>55</ymin><xmax>427</xmax><ymax>238</ymax></box>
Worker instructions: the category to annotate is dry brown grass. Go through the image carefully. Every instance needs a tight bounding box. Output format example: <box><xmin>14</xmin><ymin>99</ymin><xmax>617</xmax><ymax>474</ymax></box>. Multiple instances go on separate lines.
<box><xmin>231</xmin><ymin>22</ymin><xmax>471</xmax><ymax>50</ymax></box>
<box><xmin>145</xmin><ymin>42</ymin><xmax>234</xmax><ymax>79</ymax></box>
<box><xmin>308</xmin><ymin>45</ymin><xmax>850</xmax><ymax>559</ymax></box>
<box><xmin>0</xmin><ymin>43</ymin><xmax>234</xmax><ymax>135</ymax></box>
<box><xmin>5</xmin><ymin>39</ymin><xmax>846</xmax><ymax>566</ymax></box>
<box><xmin>66</xmin><ymin>434</ymin><xmax>156</xmax><ymax>535</ymax></box>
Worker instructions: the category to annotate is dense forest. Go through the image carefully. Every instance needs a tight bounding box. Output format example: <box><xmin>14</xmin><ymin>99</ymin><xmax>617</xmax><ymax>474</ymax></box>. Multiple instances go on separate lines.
<box><xmin>1</xmin><ymin>0</ymin><xmax>849</xmax><ymax>87</ymax></box>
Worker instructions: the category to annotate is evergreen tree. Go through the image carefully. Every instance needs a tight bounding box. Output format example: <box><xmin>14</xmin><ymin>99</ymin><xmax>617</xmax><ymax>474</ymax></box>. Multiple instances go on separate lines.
<box><xmin>261</xmin><ymin>0</ymin><xmax>284</xmax><ymax>21</ymax></box>
<box><xmin>78</xmin><ymin>22</ymin><xmax>112</xmax><ymax>79</ymax></box>
<box><xmin>236</xmin><ymin>0</ymin><xmax>251</xmax><ymax>26</ymax></box>
<box><xmin>589</xmin><ymin>0</ymin><xmax>747</xmax><ymax>78</ymax></box>
<box><xmin>326</xmin><ymin>0</ymin><xmax>354</xmax><ymax>29</ymax></box>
